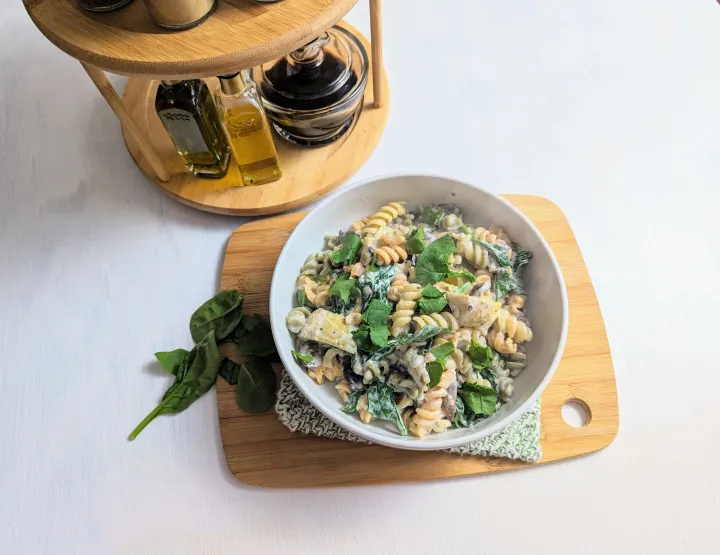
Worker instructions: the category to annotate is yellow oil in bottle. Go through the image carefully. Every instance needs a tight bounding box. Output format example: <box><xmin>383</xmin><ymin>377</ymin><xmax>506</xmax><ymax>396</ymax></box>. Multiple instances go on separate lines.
<box><xmin>216</xmin><ymin>73</ymin><xmax>282</xmax><ymax>186</ymax></box>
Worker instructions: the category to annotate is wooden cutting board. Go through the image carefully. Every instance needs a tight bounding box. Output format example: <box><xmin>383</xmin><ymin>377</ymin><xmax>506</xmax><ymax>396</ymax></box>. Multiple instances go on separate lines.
<box><xmin>217</xmin><ymin>195</ymin><xmax>619</xmax><ymax>487</ymax></box>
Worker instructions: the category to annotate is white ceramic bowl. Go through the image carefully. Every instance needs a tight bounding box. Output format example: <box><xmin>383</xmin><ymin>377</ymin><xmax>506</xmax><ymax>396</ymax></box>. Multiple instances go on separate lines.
<box><xmin>270</xmin><ymin>175</ymin><xmax>568</xmax><ymax>450</ymax></box>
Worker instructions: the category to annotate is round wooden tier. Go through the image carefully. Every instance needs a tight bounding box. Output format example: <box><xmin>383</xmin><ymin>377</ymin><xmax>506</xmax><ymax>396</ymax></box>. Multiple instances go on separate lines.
<box><xmin>24</xmin><ymin>0</ymin><xmax>359</xmax><ymax>78</ymax></box>
<box><xmin>121</xmin><ymin>23</ymin><xmax>389</xmax><ymax>216</ymax></box>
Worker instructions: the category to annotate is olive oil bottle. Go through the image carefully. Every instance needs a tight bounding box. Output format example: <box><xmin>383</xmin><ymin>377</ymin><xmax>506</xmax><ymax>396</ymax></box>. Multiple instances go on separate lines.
<box><xmin>155</xmin><ymin>80</ymin><xmax>230</xmax><ymax>179</ymax></box>
<box><xmin>215</xmin><ymin>73</ymin><xmax>282</xmax><ymax>186</ymax></box>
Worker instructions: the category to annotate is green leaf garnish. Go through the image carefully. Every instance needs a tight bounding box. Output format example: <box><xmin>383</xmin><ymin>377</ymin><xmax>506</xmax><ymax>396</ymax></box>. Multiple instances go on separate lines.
<box><xmin>340</xmin><ymin>390</ymin><xmax>363</xmax><ymax>414</ymax></box>
<box><xmin>365</xmin><ymin>383</ymin><xmax>408</xmax><ymax>435</ymax></box>
<box><xmin>367</xmin><ymin>325</ymin><xmax>450</xmax><ymax>361</ymax></box>
<box><xmin>331</xmin><ymin>233</ymin><xmax>362</xmax><ymax>265</ymax></box>
<box><xmin>469</xmin><ymin>340</ymin><xmax>494</xmax><ymax>368</ymax></box>
<box><xmin>406</xmin><ymin>226</ymin><xmax>427</xmax><ymax>254</ymax></box>
<box><xmin>329</xmin><ymin>276</ymin><xmax>360</xmax><ymax>304</ymax></box>
<box><xmin>363</xmin><ymin>299</ymin><xmax>392</xmax><ymax>347</ymax></box>
<box><xmin>458</xmin><ymin>382</ymin><xmax>498</xmax><ymax>416</ymax></box>
<box><xmin>426</xmin><ymin>360</ymin><xmax>444</xmax><ymax>389</ymax></box>
<box><xmin>474</xmin><ymin>239</ymin><xmax>512</xmax><ymax>267</ymax></box>
<box><xmin>430</xmin><ymin>341</ymin><xmax>455</xmax><ymax>364</ymax></box>
<box><xmin>291</xmin><ymin>350</ymin><xmax>313</xmax><ymax>366</ymax></box>
<box><xmin>413</xmin><ymin>235</ymin><xmax>458</xmax><ymax>286</ymax></box>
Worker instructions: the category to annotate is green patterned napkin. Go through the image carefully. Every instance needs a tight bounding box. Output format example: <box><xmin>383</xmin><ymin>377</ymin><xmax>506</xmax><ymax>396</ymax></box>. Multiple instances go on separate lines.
<box><xmin>275</xmin><ymin>372</ymin><xmax>542</xmax><ymax>462</ymax></box>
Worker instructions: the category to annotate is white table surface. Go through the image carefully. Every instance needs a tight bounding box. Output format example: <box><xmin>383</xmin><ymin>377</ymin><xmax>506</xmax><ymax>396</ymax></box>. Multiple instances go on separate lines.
<box><xmin>2</xmin><ymin>0</ymin><xmax>720</xmax><ymax>553</ymax></box>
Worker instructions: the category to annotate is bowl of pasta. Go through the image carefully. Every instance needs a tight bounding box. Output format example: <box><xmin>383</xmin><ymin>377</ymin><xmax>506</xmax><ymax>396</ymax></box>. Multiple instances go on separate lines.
<box><xmin>270</xmin><ymin>175</ymin><xmax>568</xmax><ymax>450</ymax></box>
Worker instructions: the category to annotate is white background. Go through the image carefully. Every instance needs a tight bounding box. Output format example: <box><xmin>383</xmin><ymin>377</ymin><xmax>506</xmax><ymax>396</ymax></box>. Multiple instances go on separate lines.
<box><xmin>2</xmin><ymin>0</ymin><xmax>720</xmax><ymax>553</ymax></box>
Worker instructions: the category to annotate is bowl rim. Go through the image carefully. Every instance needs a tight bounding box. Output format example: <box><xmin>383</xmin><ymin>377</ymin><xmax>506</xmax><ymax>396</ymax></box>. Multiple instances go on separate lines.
<box><xmin>269</xmin><ymin>173</ymin><xmax>569</xmax><ymax>451</ymax></box>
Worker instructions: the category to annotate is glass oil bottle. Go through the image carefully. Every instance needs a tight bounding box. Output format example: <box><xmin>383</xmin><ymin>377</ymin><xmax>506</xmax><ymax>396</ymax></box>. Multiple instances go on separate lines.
<box><xmin>155</xmin><ymin>80</ymin><xmax>230</xmax><ymax>179</ymax></box>
<box><xmin>215</xmin><ymin>72</ymin><xmax>282</xmax><ymax>186</ymax></box>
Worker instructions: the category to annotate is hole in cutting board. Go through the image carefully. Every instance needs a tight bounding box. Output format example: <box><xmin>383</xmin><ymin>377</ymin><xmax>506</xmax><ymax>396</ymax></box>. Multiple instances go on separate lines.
<box><xmin>562</xmin><ymin>399</ymin><xmax>591</xmax><ymax>427</ymax></box>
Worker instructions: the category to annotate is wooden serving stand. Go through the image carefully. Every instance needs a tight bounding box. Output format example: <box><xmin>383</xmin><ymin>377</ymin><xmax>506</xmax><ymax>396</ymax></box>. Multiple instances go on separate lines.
<box><xmin>24</xmin><ymin>0</ymin><xmax>388</xmax><ymax>216</ymax></box>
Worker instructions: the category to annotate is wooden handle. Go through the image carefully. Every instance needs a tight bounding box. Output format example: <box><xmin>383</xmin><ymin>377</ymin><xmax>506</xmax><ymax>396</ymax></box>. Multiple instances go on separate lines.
<box><xmin>369</xmin><ymin>0</ymin><xmax>383</xmax><ymax>108</ymax></box>
<box><xmin>81</xmin><ymin>63</ymin><xmax>171</xmax><ymax>182</ymax></box>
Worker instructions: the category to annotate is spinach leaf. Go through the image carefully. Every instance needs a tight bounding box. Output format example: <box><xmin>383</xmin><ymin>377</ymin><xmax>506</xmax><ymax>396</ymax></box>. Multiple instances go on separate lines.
<box><xmin>414</xmin><ymin>235</ymin><xmax>456</xmax><ymax>285</ymax></box>
<box><xmin>218</xmin><ymin>358</ymin><xmax>242</xmax><ymax>385</ymax></box>
<box><xmin>129</xmin><ymin>330</ymin><xmax>223</xmax><ymax>440</ymax></box>
<box><xmin>329</xmin><ymin>276</ymin><xmax>360</xmax><ymax>305</ymax></box>
<box><xmin>480</xmin><ymin>367</ymin><xmax>498</xmax><ymax>390</ymax></box>
<box><xmin>418</xmin><ymin>284</ymin><xmax>448</xmax><ymax>315</ymax></box>
<box><xmin>357</xmin><ymin>264</ymin><xmax>397</xmax><ymax>310</ymax></box>
<box><xmin>475</xmin><ymin>240</ymin><xmax>512</xmax><ymax>267</ymax></box>
<box><xmin>363</xmin><ymin>299</ymin><xmax>391</xmax><ymax>347</ymax></box>
<box><xmin>352</xmin><ymin>326</ymin><xmax>377</xmax><ymax>352</ymax></box>
<box><xmin>296</xmin><ymin>289</ymin><xmax>314</xmax><ymax>309</ymax></box>
<box><xmin>494</xmin><ymin>266</ymin><xmax>514</xmax><ymax>299</ymax></box>
<box><xmin>155</xmin><ymin>349</ymin><xmax>189</xmax><ymax>375</ymax></box>
<box><xmin>427</xmin><ymin>360</ymin><xmax>444</xmax><ymax>389</ymax></box>
<box><xmin>291</xmin><ymin>350</ymin><xmax>313</xmax><ymax>366</ymax></box>
<box><xmin>417</xmin><ymin>205</ymin><xmax>446</xmax><ymax>226</ymax></box>
<box><xmin>406</xmin><ymin>226</ymin><xmax>426</xmax><ymax>254</ymax></box>
<box><xmin>510</xmin><ymin>249</ymin><xmax>532</xmax><ymax>295</ymax></box>
<box><xmin>453</xmin><ymin>396</ymin><xmax>486</xmax><ymax>428</ymax></box>
<box><xmin>413</xmin><ymin>236</ymin><xmax>476</xmax><ymax>287</ymax></box>
<box><xmin>365</xmin><ymin>383</ymin><xmax>408</xmax><ymax>435</ymax></box>
<box><xmin>189</xmin><ymin>290</ymin><xmax>243</xmax><ymax>343</ymax></box>
<box><xmin>232</xmin><ymin>315</ymin><xmax>276</xmax><ymax>358</ymax></box>
<box><xmin>331</xmin><ymin>233</ymin><xmax>362</xmax><ymax>265</ymax></box>
<box><xmin>340</xmin><ymin>390</ymin><xmax>363</xmax><ymax>414</ymax></box>
<box><xmin>368</xmin><ymin>325</ymin><xmax>450</xmax><ymax>361</ymax></box>
<box><xmin>458</xmin><ymin>382</ymin><xmax>498</xmax><ymax>416</ymax></box>
<box><xmin>236</xmin><ymin>358</ymin><xmax>277</xmax><ymax>413</ymax></box>
<box><xmin>430</xmin><ymin>341</ymin><xmax>455</xmax><ymax>364</ymax></box>
<box><xmin>469</xmin><ymin>340</ymin><xmax>494</xmax><ymax>368</ymax></box>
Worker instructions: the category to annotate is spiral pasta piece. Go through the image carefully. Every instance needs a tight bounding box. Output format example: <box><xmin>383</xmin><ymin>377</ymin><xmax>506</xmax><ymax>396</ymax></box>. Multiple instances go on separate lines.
<box><xmin>388</xmin><ymin>373</ymin><xmax>424</xmax><ymax>400</ymax></box>
<box><xmin>335</xmin><ymin>380</ymin><xmax>352</xmax><ymax>403</ymax></box>
<box><xmin>390</xmin><ymin>283</ymin><xmax>422</xmax><ymax>336</ymax></box>
<box><xmin>454</xmin><ymin>234</ymin><xmax>491</xmax><ymax>269</ymax></box>
<box><xmin>487</xmin><ymin>329</ymin><xmax>517</xmax><ymax>354</ymax></box>
<box><xmin>286</xmin><ymin>306</ymin><xmax>312</xmax><ymax>333</ymax></box>
<box><xmin>387</xmin><ymin>273</ymin><xmax>409</xmax><ymax>302</ymax></box>
<box><xmin>361</xmin><ymin>202</ymin><xmax>406</xmax><ymax>237</ymax></box>
<box><xmin>307</xmin><ymin>348</ymin><xmax>345</xmax><ymax>384</ymax></box>
<box><xmin>375</xmin><ymin>245</ymin><xmax>409</xmax><ymax>266</ymax></box>
<box><xmin>362</xmin><ymin>359</ymin><xmax>389</xmax><ymax>384</ymax></box>
<box><xmin>412</xmin><ymin>313</ymin><xmax>449</xmax><ymax>331</ymax></box>
<box><xmin>507</xmin><ymin>294</ymin><xmax>525</xmax><ymax>314</ymax></box>
<box><xmin>493</xmin><ymin>308</ymin><xmax>533</xmax><ymax>343</ymax></box>
<box><xmin>409</xmin><ymin>359</ymin><xmax>457</xmax><ymax>438</ymax></box>
<box><xmin>356</xmin><ymin>393</ymin><xmax>374</xmax><ymax>424</ymax></box>
<box><xmin>351</xmin><ymin>216</ymin><xmax>370</xmax><ymax>232</ymax></box>
<box><xmin>297</xmin><ymin>276</ymin><xmax>330</xmax><ymax>308</ymax></box>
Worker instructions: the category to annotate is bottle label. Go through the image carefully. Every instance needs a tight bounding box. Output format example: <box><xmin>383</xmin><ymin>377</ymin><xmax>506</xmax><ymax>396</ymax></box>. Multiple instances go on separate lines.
<box><xmin>159</xmin><ymin>108</ymin><xmax>211</xmax><ymax>155</ymax></box>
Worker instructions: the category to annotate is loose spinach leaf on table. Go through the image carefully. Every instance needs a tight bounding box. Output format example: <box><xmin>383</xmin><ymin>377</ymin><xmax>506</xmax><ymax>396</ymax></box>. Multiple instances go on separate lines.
<box><xmin>218</xmin><ymin>358</ymin><xmax>242</xmax><ymax>385</ymax></box>
<box><xmin>231</xmin><ymin>314</ymin><xmax>276</xmax><ymax>358</ymax></box>
<box><xmin>129</xmin><ymin>330</ymin><xmax>223</xmax><ymax>440</ymax></box>
<box><xmin>331</xmin><ymin>233</ymin><xmax>362</xmax><ymax>265</ymax></box>
<box><xmin>155</xmin><ymin>349</ymin><xmax>189</xmax><ymax>376</ymax></box>
<box><xmin>189</xmin><ymin>290</ymin><xmax>243</xmax><ymax>343</ymax></box>
<box><xmin>405</xmin><ymin>226</ymin><xmax>427</xmax><ymax>254</ymax></box>
<box><xmin>458</xmin><ymin>382</ymin><xmax>498</xmax><ymax>416</ymax></box>
<box><xmin>365</xmin><ymin>383</ymin><xmax>408</xmax><ymax>435</ymax></box>
<box><xmin>340</xmin><ymin>390</ymin><xmax>363</xmax><ymax>414</ymax></box>
<box><xmin>236</xmin><ymin>358</ymin><xmax>277</xmax><ymax>413</ymax></box>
